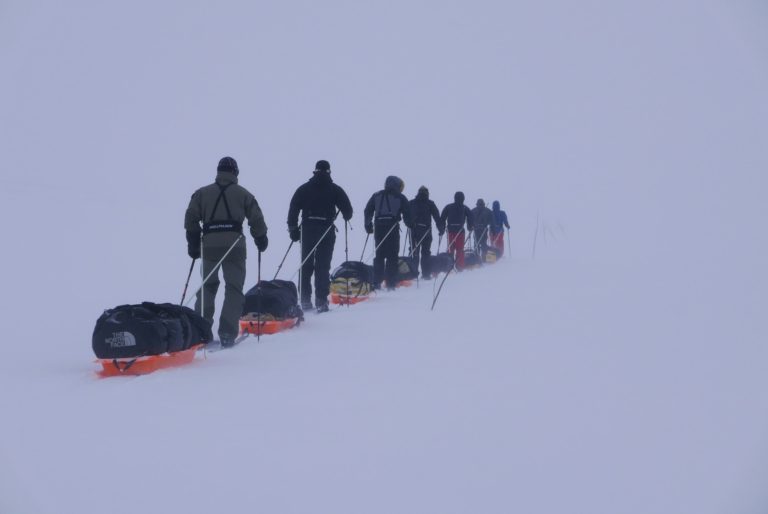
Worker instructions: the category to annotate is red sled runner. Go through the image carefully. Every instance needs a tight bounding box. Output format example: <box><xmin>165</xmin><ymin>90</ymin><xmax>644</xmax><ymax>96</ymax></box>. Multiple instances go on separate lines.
<box><xmin>96</xmin><ymin>345</ymin><xmax>202</xmax><ymax>377</ymax></box>
<box><xmin>239</xmin><ymin>314</ymin><xmax>300</xmax><ymax>336</ymax></box>
<box><xmin>330</xmin><ymin>292</ymin><xmax>371</xmax><ymax>305</ymax></box>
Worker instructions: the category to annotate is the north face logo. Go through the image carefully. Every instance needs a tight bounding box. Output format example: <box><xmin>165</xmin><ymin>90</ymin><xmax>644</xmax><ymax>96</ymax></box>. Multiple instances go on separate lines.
<box><xmin>106</xmin><ymin>331</ymin><xmax>137</xmax><ymax>348</ymax></box>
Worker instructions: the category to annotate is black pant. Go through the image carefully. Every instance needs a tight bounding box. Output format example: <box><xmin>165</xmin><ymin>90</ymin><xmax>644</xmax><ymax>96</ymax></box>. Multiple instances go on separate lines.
<box><xmin>474</xmin><ymin>227</ymin><xmax>489</xmax><ymax>254</ymax></box>
<box><xmin>410</xmin><ymin>227</ymin><xmax>433</xmax><ymax>278</ymax></box>
<box><xmin>300</xmin><ymin>223</ymin><xmax>336</xmax><ymax>305</ymax></box>
<box><xmin>373</xmin><ymin>222</ymin><xmax>400</xmax><ymax>289</ymax></box>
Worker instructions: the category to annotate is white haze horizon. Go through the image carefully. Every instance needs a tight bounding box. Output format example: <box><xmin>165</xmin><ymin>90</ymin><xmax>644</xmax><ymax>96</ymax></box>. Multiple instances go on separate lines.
<box><xmin>1</xmin><ymin>1</ymin><xmax>767</xmax><ymax>513</ymax></box>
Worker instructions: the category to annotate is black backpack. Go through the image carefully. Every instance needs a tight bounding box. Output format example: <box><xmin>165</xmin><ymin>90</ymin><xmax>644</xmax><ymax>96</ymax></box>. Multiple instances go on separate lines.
<box><xmin>92</xmin><ymin>302</ymin><xmax>212</xmax><ymax>359</ymax></box>
<box><xmin>242</xmin><ymin>280</ymin><xmax>303</xmax><ymax>319</ymax></box>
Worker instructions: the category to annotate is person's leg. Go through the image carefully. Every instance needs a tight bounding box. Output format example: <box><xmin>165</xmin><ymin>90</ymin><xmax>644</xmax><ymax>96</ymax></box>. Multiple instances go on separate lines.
<box><xmin>421</xmin><ymin>234</ymin><xmax>433</xmax><ymax>278</ymax></box>
<box><xmin>300</xmin><ymin>228</ymin><xmax>317</xmax><ymax>306</ymax></box>
<box><xmin>194</xmin><ymin>257</ymin><xmax>220</xmax><ymax>325</ymax></box>
<box><xmin>373</xmin><ymin>224</ymin><xmax>387</xmax><ymax>289</ymax></box>
<box><xmin>314</xmin><ymin>230</ymin><xmax>336</xmax><ymax>307</ymax></box>
<box><xmin>410</xmin><ymin>232</ymin><xmax>421</xmax><ymax>274</ymax></box>
<box><xmin>455</xmin><ymin>231</ymin><xmax>465</xmax><ymax>269</ymax></box>
<box><xmin>219</xmin><ymin>255</ymin><xmax>246</xmax><ymax>340</ymax></box>
<box><xmin>385</xmin><ymin>229</ymin><xmax>400</xmax><ymax>289</ymax></box>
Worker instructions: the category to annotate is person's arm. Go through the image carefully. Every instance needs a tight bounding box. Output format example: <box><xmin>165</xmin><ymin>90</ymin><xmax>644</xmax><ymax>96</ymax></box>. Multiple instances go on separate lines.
<box><xmin>400</xmin><ymin>194</ymin><xmax>413</xmax><ymax>228</ymax></box>
<box><xmin>336</xmin><ymin>185</ymin><xmax>354</xmax><ymax>221</ymax></box>
<box><xmin>184</xmin><ymin>191</ymin><xmax>202</xmax><ymax>258</ymax></box>
<box><xmin>245</xmin><ymin>192</ymin><xmax>268</xmax><ymax>251</ymax></box>
<box><xmin>287</xmin><ymin>186</ymin><xmax>303</xmax><ymax>230</ymax></box>
<box><xmin>430</xmin><ymin>201</ymin><xmax>442</xmax><ymax>228</ymax></box>
<box><xmin>503</xmin><ymin>211</ymin><xmax>510</xmax><ymax>229</ymax></box>
<box><xmin>364</xmin><ymin>194</ymin><xmax>376</xmax><ymax>232</ymax></box>
<box><xmin>465</xmin><ymin>206</ymin><xmax>474</xmax><ymax>231</ymax></box>
<box><xmin>439</xmin><ymin>205</ymin><xmax>449</xmax><ymax>227</ymax></box>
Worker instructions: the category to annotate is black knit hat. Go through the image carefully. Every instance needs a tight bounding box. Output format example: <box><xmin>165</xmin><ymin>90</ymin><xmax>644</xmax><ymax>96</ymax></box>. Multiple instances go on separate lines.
<box><xmin>217</xmin><ymin>156</ymin><xmax>239</xmax><ymax>176</ymax></box>
<box><xmin>314</xmin><ymin>160</ymin><xmax>331</xmax><ymax>173</ymax></box>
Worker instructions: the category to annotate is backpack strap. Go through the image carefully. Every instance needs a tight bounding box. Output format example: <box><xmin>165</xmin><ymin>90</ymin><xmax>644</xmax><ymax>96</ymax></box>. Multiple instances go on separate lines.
<box><xmin>209</xmin><ymin>182</ymin><xmax>234</xmax><ymax>223</ymax></box>
<box><xmin>203</xmin><ymin>182</ymin><xmax>243</xmax><ymax>234</ymax></box>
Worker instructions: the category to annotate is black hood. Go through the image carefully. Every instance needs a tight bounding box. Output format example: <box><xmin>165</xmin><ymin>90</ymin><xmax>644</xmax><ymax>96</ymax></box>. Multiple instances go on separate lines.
<box><xmin>454</xmin><ymin>191</ymin><xmax>465</xmax><ymax>204</ymax></box>
<box><xmin>385</xmin><ymin>175</ymin><xmax>402</xmax><ymax>193</ymax></box>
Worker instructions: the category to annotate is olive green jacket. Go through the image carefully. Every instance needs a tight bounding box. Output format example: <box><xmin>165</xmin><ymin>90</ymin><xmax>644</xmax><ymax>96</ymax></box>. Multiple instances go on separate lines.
<box><xmin>184</xmin><ymin>172</ymin><xmax>267</xmax><ymax>260</ymax></box>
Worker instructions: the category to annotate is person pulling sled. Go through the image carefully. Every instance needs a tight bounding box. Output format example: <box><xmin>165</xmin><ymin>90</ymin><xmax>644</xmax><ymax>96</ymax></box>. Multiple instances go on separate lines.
<box><xmin>490</xmin><ymin>200</ymin><xmax>510</xmax><ymax>257</ymax></box>
<box><xmin>439</xmin><ymin>192</ymin><xmax>473</xmax><ymax>271</ymax></box>
<box><xmin>184</xmin><ymin>156</ymin><xmax>268</xmax><ymax>347</ymax></box>
<box><xmin>471</xmin><ymin>198</ymin><xmax>494</xmax><ymax>258</ymax></box>
<box><xmin>287</xmin><ymin>160</ymin><xmax>353</xmax><ymax>313</ymax></box>
<box><xmin>408</xmin><ymin>186</ymin><xmax>444</xmax><ymax>279</ymax></box>
<box><xmin>364</xmin><ymin>176</ymin><xmax>412</xmax><ymax>290</ymax></box>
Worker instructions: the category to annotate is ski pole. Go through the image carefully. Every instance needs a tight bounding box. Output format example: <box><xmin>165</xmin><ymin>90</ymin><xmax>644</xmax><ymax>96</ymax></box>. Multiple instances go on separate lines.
<box><xmin>200</xmin><ymin>233</ymin><xmax>205</xmax><ymax>316</ymax></box>
<box><xmin>273</xmin><ymin>240</ymin><xmax>295</xmax><ymax>280</ymax></box>
<box><xmin>180</xmin><ymin>258</ymin><xmax>197</xmax><ymax>305</ymax></box>
<box><xmin>290</xmin><ymin>210</ymin><xmax>341</xmax><ymax>281</ymax></box>
<box><xmin>506</xmin><ymin>227</ymin><xmax>511</xmax><ymax>257</ymax></box>
<box><xmin>345</xmin><ymin>220</ymin><xmax>349</xmax><ymax>262</ymax></box>
<box><xmin>360</xmin><ymin>233</ymin><xmax>370</xmax><ymax>261</ymax></box>
<box><xmin>345</xmin><ymin>220</ymin><xmax>350</xmax><ymax>308</ymax></box>
<box><xmin>257</xmin><ymin>250</ymin><xmax>262</xmax><ymax>342</ymax></box>
<box><xmin>431</xmin><ymin>268</ymin><xmax>453</xmax><ymax>311</ymax></box>
<box><xmin>184</xmin><ymin>234</ymin><xmax>244</xmax><ymax>308</ymax></box>
<box><xmin>402</xmin><ymin>228</ymin><xmax>411</xmax><ymax>255</ymax></box>
<box><xmin>437</xmin><ymin>233</ymin><xmax>443</xmax><ymax>253</ymax></box>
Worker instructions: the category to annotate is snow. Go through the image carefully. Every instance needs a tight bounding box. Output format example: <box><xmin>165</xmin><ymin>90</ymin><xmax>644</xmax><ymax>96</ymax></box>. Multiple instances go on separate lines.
<box><xmin>1</xmin><ymin>0</ymin><xmax>768</xmax><ymax>513</ymax></box>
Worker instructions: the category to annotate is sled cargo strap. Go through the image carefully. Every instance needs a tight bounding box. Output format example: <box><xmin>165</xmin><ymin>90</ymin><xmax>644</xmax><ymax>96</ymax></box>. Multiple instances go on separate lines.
<box><xmin>111</xmin><ymin>357</ymin><xmax>139</xmax><ymax>373</ymax></box>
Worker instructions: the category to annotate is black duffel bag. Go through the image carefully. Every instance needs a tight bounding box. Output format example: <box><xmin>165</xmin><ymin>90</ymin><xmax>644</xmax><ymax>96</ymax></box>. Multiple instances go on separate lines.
<box><xmin>331</xmin><ymin>261</ymin><xmax>374</xmax><ymax>284</ymax></box>
<box><xmin>242</xmin><ymin>280</ymin><xmax>303</xmax><ymax>319</ymax></box>
<box><xmin>426</xmin><ymin>252</ymin><xmax>455</xmax><ymax>274</ymax></box>
<box><xmin>92</xmin><ymin>302</ymin><xmax>212</xmax><ymax>359</ymax></box>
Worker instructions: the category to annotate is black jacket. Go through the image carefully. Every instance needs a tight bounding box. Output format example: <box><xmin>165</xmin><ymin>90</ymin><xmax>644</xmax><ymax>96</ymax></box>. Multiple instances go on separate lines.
<box><xmin>409</xmin><ymin>193</ymin><xmax>443</xmax><ymax>232</ymax></box>
<box><xmin>287</xmin><ymin>172</ymin><xmax>353</xmax><ymax>229</ymax></box>
<box><xmin>440</xmin><ymin>202</ymin><xmax>474</xmax><ymax>232</ymax></box>
<box><xmin>364</xmin><ymin>176</ymin><xmax>413</xmax><ymax>228</ymax></box>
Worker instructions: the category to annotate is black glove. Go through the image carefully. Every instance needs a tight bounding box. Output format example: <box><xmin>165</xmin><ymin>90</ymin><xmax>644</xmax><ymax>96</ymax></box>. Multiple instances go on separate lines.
<box><xmin>254</xmin><ymin>234</ymin><xmax>268</xmax><ymax>252</ymax></box>
<box><xmin>186</xmin><ymin>230</ymin><xmax>201</xmax><ymax>259</ymax></box>
<box><xmin>365</xmin><ymin>223</ymin><xmax>373</xmax><ymax>234</ymax></box>
<box><xmin>289</xmin><ymin>227</ymin><xmax>301</xmax><ymax>242</ymax></box>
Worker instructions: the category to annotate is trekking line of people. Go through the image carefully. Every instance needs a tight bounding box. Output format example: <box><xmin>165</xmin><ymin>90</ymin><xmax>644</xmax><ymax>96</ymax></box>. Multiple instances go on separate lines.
<box><xmin>185</xmin><ymin>157</ymin><xmax>510</xmax><ymax>346</ymax></box>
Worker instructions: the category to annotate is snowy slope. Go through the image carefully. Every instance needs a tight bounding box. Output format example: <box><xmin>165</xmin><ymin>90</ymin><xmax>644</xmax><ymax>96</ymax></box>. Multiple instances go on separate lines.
<box><xmin>1</xmin><ymin>0</ymin><xmax>768</xmax><ymax>513</ymax></box>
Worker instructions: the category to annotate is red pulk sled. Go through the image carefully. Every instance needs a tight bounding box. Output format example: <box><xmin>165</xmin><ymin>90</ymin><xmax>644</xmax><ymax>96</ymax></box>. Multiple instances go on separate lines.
<box><xmin>92</xmin><ymin>302</ymin><xmax>212</xmax><ymax>377</ymax></box>
<box><xmin>239</xmin><ymin>279</ymin><xmax>303</xmax><ymax>337</ymax></box>
<box><xmin>329</xmin><ymin>261</ymin><xmax>375</xmax><ymax>306</ymax></box>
